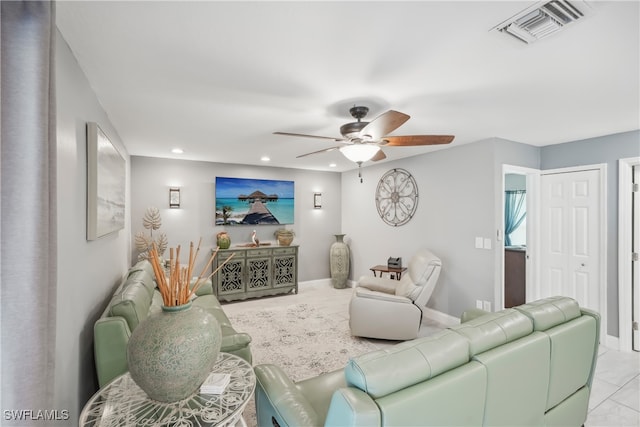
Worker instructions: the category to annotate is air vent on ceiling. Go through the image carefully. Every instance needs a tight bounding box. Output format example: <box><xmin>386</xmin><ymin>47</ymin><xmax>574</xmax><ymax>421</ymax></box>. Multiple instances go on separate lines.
<box><xmin>492</xmin><ymin>0</ymin><xmax>593</xmax><ymax>44</ymax></box>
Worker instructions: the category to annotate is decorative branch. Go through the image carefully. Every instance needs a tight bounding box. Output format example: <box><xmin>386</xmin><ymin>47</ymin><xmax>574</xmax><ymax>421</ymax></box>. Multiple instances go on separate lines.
<box><xmin>148</xmin><ymin>239</ymin><xmax>234</xmax><ymax>307</ymax></box>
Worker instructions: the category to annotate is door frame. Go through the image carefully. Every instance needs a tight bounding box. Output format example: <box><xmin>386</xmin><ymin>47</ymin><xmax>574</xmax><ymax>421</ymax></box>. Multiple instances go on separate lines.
<box><xmin>498</xmin><ymin>164</ymin><xmax>607</xmax><ymax>340</ymax></box>
<box><xmin>498</xmin><ymin>165</ymin><xmax>540</xmax><ymax>311</ymax></box>
<box><xmin>618</xmin><ymin>157</ymin><xmax>640</xmax><ymax>352</ymax></box>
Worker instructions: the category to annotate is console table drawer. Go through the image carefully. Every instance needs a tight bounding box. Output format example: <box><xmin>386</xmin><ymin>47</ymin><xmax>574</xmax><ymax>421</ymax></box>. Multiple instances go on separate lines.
<box><xmin>218</xmin><ymin>249</ymin><xmax>246</xmax><ymax>258</ymax></box>
<box><xmin>247</xmin><ymin>248</ymin><xmax>272</xmax><ymax>257</ymax></box>
<box><xmin>273</xmin><ymin>247</ymin><xmax>297</xmax><ymax>255</ymax></box>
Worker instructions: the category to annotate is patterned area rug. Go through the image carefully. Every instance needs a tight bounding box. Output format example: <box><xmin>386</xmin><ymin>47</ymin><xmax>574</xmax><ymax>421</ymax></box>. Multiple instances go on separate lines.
<box><xmin>226</xmin><ymin>302</ymin><xmax>381</xmax><ymax>426</ymax></box>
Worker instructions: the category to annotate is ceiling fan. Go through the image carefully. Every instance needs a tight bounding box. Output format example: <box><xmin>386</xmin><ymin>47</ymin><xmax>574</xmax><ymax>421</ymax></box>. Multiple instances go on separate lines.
<box><xmin>274</xmin><ymin>105</ymin><xmax>455</xmax><ymax>167</ymax></box>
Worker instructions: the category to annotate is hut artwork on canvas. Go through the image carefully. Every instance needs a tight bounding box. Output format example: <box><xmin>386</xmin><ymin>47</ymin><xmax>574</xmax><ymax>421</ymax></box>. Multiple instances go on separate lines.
<box><xmin>215</xmin><ymin>177</ymin><xmax>294</xmax><ymax>226</ymax></box>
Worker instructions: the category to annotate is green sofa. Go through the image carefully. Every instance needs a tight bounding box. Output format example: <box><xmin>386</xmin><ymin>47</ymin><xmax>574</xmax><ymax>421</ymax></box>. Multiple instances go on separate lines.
<box><xmin>93</xmin><ymin>260</ymin><xmax>252</xmax><ymax>387</ymax></box>
<box><xmin>254</xmin><ymin>296</ymin><xmax>599</xmax><ymax>427</ymax></box>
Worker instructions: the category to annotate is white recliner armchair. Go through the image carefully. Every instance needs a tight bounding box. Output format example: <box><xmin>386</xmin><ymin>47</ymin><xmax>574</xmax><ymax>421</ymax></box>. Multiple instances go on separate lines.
<box><xmin>349</xmin><ymin>249</ymin><xmax>442</xmax><ymax>340</ymax></box>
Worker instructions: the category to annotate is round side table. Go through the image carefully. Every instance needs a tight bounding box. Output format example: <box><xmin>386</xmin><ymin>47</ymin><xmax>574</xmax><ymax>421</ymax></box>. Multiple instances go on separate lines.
<box><xmin>80</xmin><ymin>352</ymin><xmax>255</xmax><ymax>427</ymax></box>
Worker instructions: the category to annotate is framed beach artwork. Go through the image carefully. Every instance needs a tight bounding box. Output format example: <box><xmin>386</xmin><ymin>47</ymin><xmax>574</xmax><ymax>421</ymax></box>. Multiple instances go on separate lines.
<box><xmin>87</xmin><ymin>122</ymin><xmax>126</xmax><ymax>240</ymax></box>
<box><xmin>215</xmin><ymin>177</ymin><xmax>294</xmax><ymax>225</ymax></box>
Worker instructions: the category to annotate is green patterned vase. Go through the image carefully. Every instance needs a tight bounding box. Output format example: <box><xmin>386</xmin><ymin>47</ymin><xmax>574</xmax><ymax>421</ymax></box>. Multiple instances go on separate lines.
<box><xmin>216</xmin><ymin>231</ymin><xmax>231</xmax><ymax>249</ymax></box>
<box><xmin>330</xmin><ymin>234</ymin><xmax>350</xmax><ymax>289</ymax></box>
<box><xmin>127</xmin><ymin>302</ymin><xmax>222</xmax><ymax>402</ymax></box>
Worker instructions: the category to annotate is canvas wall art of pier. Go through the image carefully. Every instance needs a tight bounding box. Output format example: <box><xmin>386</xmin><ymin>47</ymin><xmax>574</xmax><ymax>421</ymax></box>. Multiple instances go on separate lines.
<box><xmin>215</xmin><ymin>177</ymin><xmax>294</xmax><ymax>226</ymax></box>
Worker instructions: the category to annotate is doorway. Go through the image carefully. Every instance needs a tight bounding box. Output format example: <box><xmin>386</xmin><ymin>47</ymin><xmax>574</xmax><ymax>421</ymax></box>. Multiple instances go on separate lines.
<box><xmin>634</xmin><ymin>164</ymin><xmax>639</xmax><ymax>351</ymax></box>
<box><xmin>539</xmin><ymin>168</ymin><xmax>603</xmax><ymax>313</ymax></box>
<box><xmin>499</xmin><ymin>164</ymin><xmax>607</xmax><ymax>339</ymax></box>
<box><xmin>504</xmin><ymin>173</ymin><xmax>528</xmax><ymax>308</ymax></box>
<box><xmin>618</xmin><ymin>157</ymin><xmax>640</xmax><ymax>352</ymax></box>
<box><xmin>500</xmin><ymin>165</ymin><xmax>539</xmax><ymax>311</ymax></box>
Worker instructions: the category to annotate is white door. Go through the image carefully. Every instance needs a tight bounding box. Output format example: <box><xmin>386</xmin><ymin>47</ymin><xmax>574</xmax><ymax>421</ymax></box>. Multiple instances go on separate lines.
<box><xmin>540</xmin><ymin>169</ymin><xmax>601</xmax><ymax>313</ymax></box>
<box><xmin>633</xmin><ymin>165</ymin><xmax>639</xmax><ymax>351</ymax></box>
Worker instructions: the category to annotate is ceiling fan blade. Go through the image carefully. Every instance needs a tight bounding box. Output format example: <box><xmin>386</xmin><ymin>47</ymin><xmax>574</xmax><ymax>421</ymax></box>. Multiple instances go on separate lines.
<box><xmin>274</xmin><ymin>131</ymin><xmax>344</xmax><ymax>142</ymax></box>
<box><xmin>371</xmin><ymin>149</ymin><xmax>387</xmax><ymax>162</ymax></box>
<box><xmin>359</xmin><ymin>110</ymin><xmax>410</xmax><ymax>140</ymax></box>
<box><xmin>382</xmin><ymin>135</ymin><xmax>455</xmax><ymax>146</ymax></box>
<box><xmin>296</xmin><ymin>146</ymin><xmax>341</xmax><ymax>158</ymax></box>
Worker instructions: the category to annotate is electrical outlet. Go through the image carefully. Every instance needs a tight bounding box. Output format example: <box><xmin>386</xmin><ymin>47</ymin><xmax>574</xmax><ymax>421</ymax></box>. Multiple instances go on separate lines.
<box><xmin>483</xmin><ymin>301</ymin><xmax>491</xmax><ymax>312</ymax></box>
<box><xmin>476</xmin><ymin>300</ymin><xmax>483</xmax><ymax>309</ymax></box>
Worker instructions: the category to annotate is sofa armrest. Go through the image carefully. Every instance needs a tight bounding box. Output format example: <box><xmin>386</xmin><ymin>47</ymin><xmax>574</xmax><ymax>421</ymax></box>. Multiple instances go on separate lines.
<box><xmin>356</xmin><ymin>276</ymin><xmax>399</xmax><ymax>294</ymax></box>
<box><xmin>353</xmin><ymin>287</ymin><xmax>412</xmax><ymax>304</ymax></box>
<box><xmin>580</xmin><ymin>307</ymin><xmax>601</xmax><ymax>388</ymax></box>
<box><xmin>254</xmin><ymin>364</ymin><xmax>321</xmax><ymax>427</ymax></box>
<box><xmin>460</xmin><ymin>308</ymin><xmax>490</xmax><ymax>323</ymax></box>
<box><xmin>324</xmin><ymin>388</ymin><xmax>381</xmax><ymax>427</ymax></box>
<box><xmin>190</xmin><ymin>277</ymin><xmax>213</xmax><ymax>296</ymax></box>
<box><xmin>94</xmin><ymin>316</ymin><xmax>131</xmax><ymax>387</ymax></box>
<box><xmin>220</xmin><ymin>332</ymin><xmax>252</xmax><ymax>352</ymax></box>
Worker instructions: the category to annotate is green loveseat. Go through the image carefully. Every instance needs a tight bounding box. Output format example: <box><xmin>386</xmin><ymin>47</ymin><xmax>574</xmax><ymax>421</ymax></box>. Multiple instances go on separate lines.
<box><xmin>254</xmin><ymin>296</ymin><xmax>599</xmax><ymax>427</ymax></box>
<box><xmin>93</xmin><ymin>260</ymin><xmax>252</xmax><ymax>387</ymax></box>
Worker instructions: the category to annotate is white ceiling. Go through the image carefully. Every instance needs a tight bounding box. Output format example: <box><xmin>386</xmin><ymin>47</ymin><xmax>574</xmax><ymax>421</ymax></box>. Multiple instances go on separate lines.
<box><xmin>56</xmin><ymin>1</ymin><xmax>640</xmax><ymax>172</ymax></box>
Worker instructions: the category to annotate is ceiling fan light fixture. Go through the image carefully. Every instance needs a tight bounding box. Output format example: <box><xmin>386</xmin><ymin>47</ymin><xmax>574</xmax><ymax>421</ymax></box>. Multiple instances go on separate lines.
<box><xmin>339</xmin><ymin>144</ymin><xmax>380</xmax><ymax>163</ymax></box>
<box><xmin>277</xmin><ymin>105</ymin><xmax>454</xmax><ymax>164</ymax></box>
<box><xmin>340</xmin><ymin>121</ymin><xmax>368</xmax><ymax>138</ymax></box>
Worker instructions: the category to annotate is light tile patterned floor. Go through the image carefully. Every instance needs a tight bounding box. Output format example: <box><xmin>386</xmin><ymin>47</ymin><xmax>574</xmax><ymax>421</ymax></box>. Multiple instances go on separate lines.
<box><xmin>222</xmin><ymin>281</ymin><xmax>640</xmax><ymax>426</ymax></box>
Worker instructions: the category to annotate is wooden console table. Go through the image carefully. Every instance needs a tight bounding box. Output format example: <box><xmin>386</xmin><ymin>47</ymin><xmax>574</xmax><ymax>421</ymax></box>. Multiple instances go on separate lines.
<box><xmin>213</xmin><ymin>245</ymin><xmax>298</xmax><ymax>301</ymax></box>
<box><xmin>370</xmin><ymin>265</ymin><xmax>407</xmax><ymax>281</ymax></box>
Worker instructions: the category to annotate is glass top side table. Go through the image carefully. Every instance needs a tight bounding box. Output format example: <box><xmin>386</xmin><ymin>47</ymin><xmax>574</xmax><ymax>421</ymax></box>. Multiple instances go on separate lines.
<box><xmin>80</xmin><ymin>352</ymin><xmax>255</xmax><ymax>427</ymax></box>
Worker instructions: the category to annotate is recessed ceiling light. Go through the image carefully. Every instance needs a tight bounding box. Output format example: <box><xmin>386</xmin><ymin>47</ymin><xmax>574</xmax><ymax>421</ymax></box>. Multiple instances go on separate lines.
<box><xmin>261</xmin><ymin>156</ymin><xmax>270</xmax><ymax>162</ymax></box>
<box><xmin>329</xmin><ymin>163</ymin><xmax>337</xmax><ymax>168</ymax></box>
<box><xmin>171</xmin><ymin>148</ymin><xmax>184</xmax><ymax>154</ymax></box>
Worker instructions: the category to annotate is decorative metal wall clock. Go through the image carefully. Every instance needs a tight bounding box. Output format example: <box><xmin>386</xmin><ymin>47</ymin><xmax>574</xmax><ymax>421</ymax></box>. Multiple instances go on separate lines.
<box><xmin>375</xmin><ymin>168</ymin><xmax>418</xmax><ymax>226</ymax></box>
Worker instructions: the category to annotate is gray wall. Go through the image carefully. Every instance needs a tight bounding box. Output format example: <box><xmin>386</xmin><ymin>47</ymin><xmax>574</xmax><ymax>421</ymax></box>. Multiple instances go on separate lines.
<box><xmin>342</xmin><ymin>131</ymin><xmax>640</xmax><ymax>336</ymax></box>
<box><xmin>340</xmin><ymin>131</ymin><xmax>637</xmax><ymax>336</ymax></box>
<box><xmin>540</xmin><ymin>130</ymin><xmax>640</xmax><ymax>336</ymax></box>
<box><xmin>341</xmin><ymin>138</ymin><xmax>539</xmax><ymax>319</ymax></box>
<box><xmin>55</xmin><ymin>31</ymin><xmax>131</xmax><ymax>423</ymax></box>
<box><xmin>130</xmin><ymin>156</ymin><xmax>342</xmax><ymax>281</ymax></box>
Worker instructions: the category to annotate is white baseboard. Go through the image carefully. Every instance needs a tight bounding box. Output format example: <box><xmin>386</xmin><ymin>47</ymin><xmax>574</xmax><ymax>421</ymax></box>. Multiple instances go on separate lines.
<box><xmin>298</xmin><ymin>279</ymin><xmax>356</xmax><ymax>288</ymax></box>
<box><xmin>423</xmin><ymin>307</ymin><xmax>460</xmax><ymax>326</ymax></box>
<box><xmin>299</xmin><ymin>278</ymin><xmax>331</xmax><ymax>287</ymax></box>
<box><xmin>605</xmin><ymin>334</ymin><xmax>620</xmax><ymax>351</ymax></box>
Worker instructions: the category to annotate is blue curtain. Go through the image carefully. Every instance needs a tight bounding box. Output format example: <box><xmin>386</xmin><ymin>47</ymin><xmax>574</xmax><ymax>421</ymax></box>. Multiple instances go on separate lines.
<box><xmin>505</xmin><ymin>190</ymin><xmax>526</xmax><ymax>246</ymax></box>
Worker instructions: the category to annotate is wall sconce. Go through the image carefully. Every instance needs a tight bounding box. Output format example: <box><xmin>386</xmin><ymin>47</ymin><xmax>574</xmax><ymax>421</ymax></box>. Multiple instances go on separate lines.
<box><xmin>313</xmin><ymin>192</ymin><xmax>322</xmax><ymax>209</ymax></box>
<box><xmin>169</xmin><ymin>187</ymin><xmax>180</xmax><ymax>208</ymax></box>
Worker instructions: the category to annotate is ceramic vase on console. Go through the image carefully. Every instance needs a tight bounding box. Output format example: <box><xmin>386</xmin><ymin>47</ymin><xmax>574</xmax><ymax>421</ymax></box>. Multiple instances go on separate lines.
<box><xmin>330</xmin><ymin>234</ymin><xmax>350</xmax><ymax>289</ymax></box>
<box><xmin>216</xmin><ymin>231</ymin><xmax>231</xmax><ymax>249</ymax></box>
<box><xmin>275</xmin><ymin>229</ymin><xmax>294</xmax><ymax>246</ymax></box>
<box><xmin>127</xmin><ymin>301</ymin><xmax>222</xmax><ymax>403</ymax></box>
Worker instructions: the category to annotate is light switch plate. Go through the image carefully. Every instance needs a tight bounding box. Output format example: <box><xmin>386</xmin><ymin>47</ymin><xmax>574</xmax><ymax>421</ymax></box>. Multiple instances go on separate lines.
<box><xmin>475</xmin><ymin>237</ymin><xmax>483</xmax><ymax>249</ymax></box>
<box><xmin>484</xmin><ymin>238</ymin><xmax>492</xmax><ymax>250</ymax></box>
